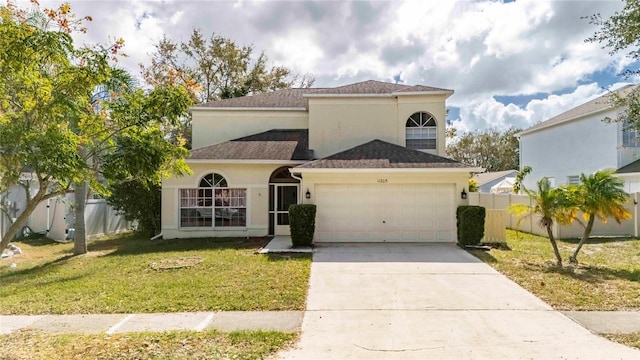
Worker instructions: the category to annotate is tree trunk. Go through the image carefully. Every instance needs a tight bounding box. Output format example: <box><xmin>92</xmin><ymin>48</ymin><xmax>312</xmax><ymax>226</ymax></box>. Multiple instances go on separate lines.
<box><xmin>73</xmin><ymin>181</ymin><xmax>88</xmax><ymax>255</ymax></box>
<box><xmin>0</xmin><ymin>194</ymin><xmax>41</xmax><ymax>252</ymax></box>
<box><xmin>545</xmin><ymin>224</ymin><xmax>563</xmax><ymax>267</ymax></box>
<box><xmin>0</xmin><ymin>181</ymin><xmax>58</xmax><ymax>252</ymax></box>
<box><xmin>570</xmin><ymin>215</ymin><xmax>595</xmax><ymax>263</ymax></box>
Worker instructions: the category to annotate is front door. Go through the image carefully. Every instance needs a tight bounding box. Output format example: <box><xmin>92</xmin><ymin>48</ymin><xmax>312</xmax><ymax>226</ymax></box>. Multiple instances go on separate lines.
<box><xmin>272</xmin><ymin>184</ymin><xmax>299</xmax><ymax>235</ymax></box>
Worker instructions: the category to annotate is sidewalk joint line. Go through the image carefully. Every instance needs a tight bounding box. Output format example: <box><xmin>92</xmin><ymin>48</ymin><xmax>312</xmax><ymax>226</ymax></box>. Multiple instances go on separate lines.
<box><xmin>106</xmin><ymin>314</ymin><xmax>134</xmax><ymax>335</ymax></box>
<box><xmin>195</xmin><ymin>313</ymin><xmax>215</xmax><ymax>331</ymax></box>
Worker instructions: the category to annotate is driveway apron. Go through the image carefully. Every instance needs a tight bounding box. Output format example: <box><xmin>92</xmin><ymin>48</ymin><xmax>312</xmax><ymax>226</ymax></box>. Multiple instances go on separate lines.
<box><xmin>278</xmin><ymin>243</ymin><xmax>640</xmax><ymax>359</ymax></box>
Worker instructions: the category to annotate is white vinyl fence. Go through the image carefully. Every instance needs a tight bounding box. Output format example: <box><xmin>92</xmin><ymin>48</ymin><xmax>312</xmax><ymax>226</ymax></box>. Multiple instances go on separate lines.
<box><xmin>468</xmin><ymin>192</ymin><xmax>639</xmax><ymax>239</ymax></box>
<box><xmin>1</xmin><ymin>196</ymin><xmax>131</xmax><ymax>243</ymax></box>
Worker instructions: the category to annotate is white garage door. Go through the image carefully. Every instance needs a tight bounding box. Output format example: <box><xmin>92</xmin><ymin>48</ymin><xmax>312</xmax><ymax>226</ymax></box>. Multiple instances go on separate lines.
<box><xmin>314</xmin><ymin>183</ymin><xmax>456</xmax><ymax>242</ymax></box>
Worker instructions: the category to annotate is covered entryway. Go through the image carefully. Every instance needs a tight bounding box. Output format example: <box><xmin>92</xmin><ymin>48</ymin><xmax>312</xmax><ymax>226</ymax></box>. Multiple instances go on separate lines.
<box><xmin>313</xmin><ymin>183</ymin><xmax>455</xmax><ymax>242</ymax></box>
<box><xmin>269</xmin><ymin>167</ymin><xmax>300</xmax><ymax>236</ymax></box>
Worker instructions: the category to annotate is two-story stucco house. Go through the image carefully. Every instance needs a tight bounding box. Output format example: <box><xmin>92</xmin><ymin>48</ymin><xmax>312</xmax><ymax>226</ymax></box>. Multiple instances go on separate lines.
<box><xmin>161</xmin><ymin>80</ymin><xmax>482</xmax><ymax>242</ymax></box>
<box><xmin>518</xmin><ymin>85</ymin><xmax>640</xmax><ymax>192</ymax></box>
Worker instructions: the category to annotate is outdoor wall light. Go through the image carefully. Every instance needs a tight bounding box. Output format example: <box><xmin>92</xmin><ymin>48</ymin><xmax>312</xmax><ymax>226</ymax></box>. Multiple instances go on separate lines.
<box><xmin>461</xmin><ymin>188</ymin><xmax>467</xmax><ymax>200</ymax></box>
<box><xmin>305</xmin><ymin>189</ymin><xmax>311</xmax><ymax>199</ymax></box>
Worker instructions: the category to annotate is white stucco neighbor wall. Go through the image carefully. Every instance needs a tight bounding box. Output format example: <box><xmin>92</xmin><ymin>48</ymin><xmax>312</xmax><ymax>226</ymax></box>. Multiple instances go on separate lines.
<box><xmin>519</xmin><ymin>108</ymin><xmax>620</xmax><ymax>190</ymax></box>
<box><xmin>190</xmin><ymin>109</ymin><xmax>308</xmax><ymax>149</ymax></box>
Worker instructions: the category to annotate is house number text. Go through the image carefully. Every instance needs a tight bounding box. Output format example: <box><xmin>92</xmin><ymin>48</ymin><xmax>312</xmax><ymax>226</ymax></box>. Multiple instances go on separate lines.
<box><xmin>377</xmin><ymin>178</ymin><xmax>388</xmax><ymax>183</ymax></box>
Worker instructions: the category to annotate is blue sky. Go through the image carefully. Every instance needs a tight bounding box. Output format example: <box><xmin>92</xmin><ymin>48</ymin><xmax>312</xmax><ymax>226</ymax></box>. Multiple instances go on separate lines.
<box><xmin>30</xmin><ymin>0</ymin><xmax>638</xmax><ymax>133</ymax></box>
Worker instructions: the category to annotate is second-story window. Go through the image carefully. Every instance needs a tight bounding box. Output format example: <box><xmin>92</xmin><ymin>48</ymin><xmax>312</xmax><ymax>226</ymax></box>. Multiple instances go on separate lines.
<box><xmin>623</xmin><ymin>121</ymin><xmax>640</xmax><ymax>147</ymax></box>
<box><xmin>406</xmin><ymin>112</ymin><xmax>437</xmax><ymax>151</ymax></box>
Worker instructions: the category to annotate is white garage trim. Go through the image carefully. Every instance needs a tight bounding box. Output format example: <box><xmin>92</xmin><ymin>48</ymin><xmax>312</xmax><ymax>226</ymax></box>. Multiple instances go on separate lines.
<box><xmin>313</xmin><ymin>183</ymin><xmax>456</xmax><ymax>242</ymax></box>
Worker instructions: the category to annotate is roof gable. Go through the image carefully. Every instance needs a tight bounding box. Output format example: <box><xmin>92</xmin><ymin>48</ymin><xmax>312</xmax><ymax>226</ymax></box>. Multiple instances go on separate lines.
<box><xmin>296</xmin><ymin>139</ymin><xmax>472</xmax><ymax>169</ymax></box>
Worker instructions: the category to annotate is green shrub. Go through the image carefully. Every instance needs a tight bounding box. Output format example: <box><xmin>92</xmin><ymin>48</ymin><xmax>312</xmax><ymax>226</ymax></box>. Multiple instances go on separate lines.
<box><xmin>289</xmin><ymin>204</ymin><xmax>316</xmax><ymax>247</ymax></box>
<box><xmin>456</xmin><ymin>205</ymin><xmax>485</xmax><ymax>246</ymax></box>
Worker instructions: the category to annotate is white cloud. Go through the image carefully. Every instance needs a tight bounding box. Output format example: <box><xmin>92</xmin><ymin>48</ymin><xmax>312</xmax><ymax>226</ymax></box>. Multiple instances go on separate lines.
<box><xmin>450</xmin><ymin>82</ymin><xmax>627</xmax><ymax>133</ymax></box>
<box><xmin>22</xmin><ymin>0</ymin><xmax>636</xmax><ymax>133</ymax></box>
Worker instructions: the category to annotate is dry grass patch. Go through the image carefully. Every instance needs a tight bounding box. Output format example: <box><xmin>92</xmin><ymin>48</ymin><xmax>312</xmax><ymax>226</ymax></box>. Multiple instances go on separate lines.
<box><xmin>605</xmin><ymin>332</ymin><xmax>640</xmax><ymax>350</ymax></box>
<box><xmin>469</xmin><ymin>230</ymin><xmax>640</xmax><ymax>311</ymax></box>
<box><xmin>0</xmin><ymin>329</ymin><xmax>296</xmax><ymax>360</ymax></box>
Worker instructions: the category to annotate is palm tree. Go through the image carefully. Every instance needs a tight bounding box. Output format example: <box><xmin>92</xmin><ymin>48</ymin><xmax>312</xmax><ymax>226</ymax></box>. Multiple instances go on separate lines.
<box><xmin>509</xmin><ymin>177</ymin><xmax>576</xmax><ymax>267</ymax></box>
<box><xmin>569</xmin><ymin>169</ymin><xmax>631</xmax><ymax>263</ymax></box>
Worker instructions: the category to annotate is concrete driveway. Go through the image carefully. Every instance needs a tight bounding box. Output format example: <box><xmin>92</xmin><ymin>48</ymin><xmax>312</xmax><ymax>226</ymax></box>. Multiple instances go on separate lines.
<box><xmin>278</xmin><ymin>243</ymin><xmax>640</xmax><ymax>359</ymax></box>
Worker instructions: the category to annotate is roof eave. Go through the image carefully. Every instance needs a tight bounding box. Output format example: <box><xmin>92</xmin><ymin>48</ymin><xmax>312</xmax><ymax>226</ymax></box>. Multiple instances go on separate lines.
<box><xmin>518</xmin><ymin>106</ymin><xmax>615</xmax><ymax>137</ymax></box>
<box><xmin>303</xmin><ymin>93</ymin><xmax>393</xmax><ymax>98</ymax></box>
<box><xmin>186</xmin><ymin>159</ymin><xmax>308</xmax><ymax>165</ymax></box>
<box><xmin>190</xmin><ymin>106</ymin><xmax>307</xmax><ymax>111</ymax></box>
<box><xmin>392</xmin><ymin>90</ymin><xmax>454</xmax><ymax>97</ymax></box>
<box><xmin>291</xmin><ymin>167</ymin><xmax>484</xmax><ymax>173</ymax></box>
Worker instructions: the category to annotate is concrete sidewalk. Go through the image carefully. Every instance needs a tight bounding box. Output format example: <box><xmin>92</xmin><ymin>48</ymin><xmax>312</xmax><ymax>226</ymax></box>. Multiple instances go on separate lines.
<box><xmin>278</xmin><ymin>242</ymin><xmax>640</xmax><ymax>359</ymax></box>
<box><xmin>1</xmin><ymin>311</ymin><xmax>303</xmax><ymax>335</ymax></box>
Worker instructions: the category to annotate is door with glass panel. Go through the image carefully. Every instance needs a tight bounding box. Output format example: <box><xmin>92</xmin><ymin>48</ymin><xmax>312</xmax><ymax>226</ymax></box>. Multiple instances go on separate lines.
<box><xmin>271</xmin><ymin>184</ymin><xmax>299</xmax><ymax>236</ymax></box>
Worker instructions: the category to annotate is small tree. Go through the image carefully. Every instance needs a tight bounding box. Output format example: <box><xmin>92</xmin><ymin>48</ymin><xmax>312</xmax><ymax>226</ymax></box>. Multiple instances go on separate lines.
<box><xmin>509</xmin><ymin>178</ymin><xmax>576</xmax><ymax>267</ymax></box>
<box><xmin>569</xmin><ymin>169</ymin><xmax>631</xmax><ymax>263</ymax></box>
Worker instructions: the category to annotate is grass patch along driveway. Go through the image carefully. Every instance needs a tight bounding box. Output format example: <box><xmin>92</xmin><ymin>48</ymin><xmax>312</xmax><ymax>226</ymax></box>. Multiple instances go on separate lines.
<box><xmin>469</xmin><ymin>230</ymin><xmax>640</xmax><ymax>311</ymax></box>
<box><xmin>0</xmin><ymin>329</ymin><xmax>295</xmax><ymax>360</ymax></box>
<box><xmin>469</xmin><ymin>230</ymin><xmax>640</xmax><ymax>349</ymax></box>
<box><xmin>0</xmin><ymin>234</ymin><xmax>311</xmax><ymax>314</ymax></box>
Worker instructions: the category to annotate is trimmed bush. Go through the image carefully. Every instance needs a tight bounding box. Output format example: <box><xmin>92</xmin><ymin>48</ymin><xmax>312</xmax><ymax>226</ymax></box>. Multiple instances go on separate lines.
<box><xmin>289</xmin><ymin>204</ymin><xmax>317</xmax><ymax>247</ymax></box>
<box><xmin>456</xmin><ymin>205</ymin><xmax>485</xmax><ymax>246</ymax></box>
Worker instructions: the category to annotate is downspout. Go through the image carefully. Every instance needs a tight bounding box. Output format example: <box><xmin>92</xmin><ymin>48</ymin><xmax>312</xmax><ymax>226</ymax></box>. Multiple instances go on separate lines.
<box><xmin>290</xmin><ymin>172</ymin><xmax>304</xmax><ymax>203</ymax></box>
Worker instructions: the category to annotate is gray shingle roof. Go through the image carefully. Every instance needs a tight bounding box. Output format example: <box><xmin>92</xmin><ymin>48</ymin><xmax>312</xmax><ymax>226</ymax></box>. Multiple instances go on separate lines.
<box><xmin>473</xmin><ymin>170</ymin><xmax>518</xmax><ymax>185</ymax></box>
<box><xmin>296</xmin><ymin>139</ymin><xmax>471</xmax><ymax>169</ymax></box>
<box><xmin>189</xmin><ymin>130</ymin><xmax>311</xmax><ymax>161</ymax></box>
<box><xmin>196</xmin><ymin>89</ymin><xmax>324</xmax><ymax>108</ymax></box>
<box><xmin>617</xmin><ymin>159</ymin><xmax>640</xmax><ymax>174</ymax></box>
<box><xmin>196</xmin><ymin>80</ymin><xmax>452</xmax><ymax>108</ymax></box>
<box><xmin>310</xmin><ymin>80</ymin><xmax>452</xmax><ymax>95</ymax></box>
<box><xmin>520</xmin><ymin>84</ymin><xmax>638</xmax><ymax>135</ymax></box>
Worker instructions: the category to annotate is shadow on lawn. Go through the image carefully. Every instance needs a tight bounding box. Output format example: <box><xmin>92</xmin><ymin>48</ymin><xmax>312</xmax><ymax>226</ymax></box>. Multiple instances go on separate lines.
<box><xmin>520</xmin><ymin>260</ymin><xmax>640</xmax><ymax>283</ymax></box>
<box><xmin>0</xmin><ymin>254</ymin><xmax>84</xmax><ymax>287</ymax></box>
<box><xmin>558</xmin><ymin>237</ymin><xmax>638</xmax><ymax>245</ymax></box>
<box><xmin>94</xmin><ymin>234</ymin><xmax>271</xmax><ymax>257</ymax></box>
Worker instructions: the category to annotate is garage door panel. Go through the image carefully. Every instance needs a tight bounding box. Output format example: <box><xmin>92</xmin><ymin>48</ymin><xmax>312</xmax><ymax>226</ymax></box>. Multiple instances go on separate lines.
<box><xmin>314</xmin><ymin>183</ymin><xmax>456</xmax><ymax>242</ymax></box>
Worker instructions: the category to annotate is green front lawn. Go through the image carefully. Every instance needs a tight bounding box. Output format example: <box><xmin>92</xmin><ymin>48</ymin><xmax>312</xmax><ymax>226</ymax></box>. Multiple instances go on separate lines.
<box><xmin>0</xmin><ymin>329</ymin><xmax>296</xmax><ymax>360</ymax></box>
<box><xmin>469</xmin><ymin>230</ymin><xmax>640</xmax><ymax>311</ymax></box>
<box><xmin>0</xmin><ymin>233</ymin><xmax>311</xmax><ymax>314</ymax></box>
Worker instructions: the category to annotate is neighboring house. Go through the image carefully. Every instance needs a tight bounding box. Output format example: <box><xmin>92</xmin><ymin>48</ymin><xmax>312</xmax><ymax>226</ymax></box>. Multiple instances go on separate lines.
<box><xmin>161</xmin><ymin>80</ymin><xmax>482</xmax><ymax>242</ymax></box>
<box><xmin>473</xmin><ymin>170</ymin><xmax>518</xmax><ymax>193</ymax></box>
<box><xmin>517</xmin><ymin>85</ymin><xmax>640</xmax><ymax>192</ymax></box>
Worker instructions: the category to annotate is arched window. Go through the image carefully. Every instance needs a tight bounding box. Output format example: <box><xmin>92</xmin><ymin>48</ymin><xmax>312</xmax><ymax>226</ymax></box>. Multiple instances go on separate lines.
<box><xmin>406</xmin><ymin>112</ymin><xmax>437</xmax><ymax>151</ymax></box>
<box><xmin>179</xmin><ymin>172</ymin><xmax>246</xmax><ymax>228</ymax></box>
<box><xmin>199</xmin><ymin>173</ymin><xmax>227</xmax><ymax>187</ymax></box>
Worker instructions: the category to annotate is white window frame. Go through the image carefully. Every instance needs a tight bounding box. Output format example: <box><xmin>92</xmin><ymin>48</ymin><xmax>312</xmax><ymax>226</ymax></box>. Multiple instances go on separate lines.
<box><xmin>567</xmin><ymin>175</ymin><xmax>580</xmax><ymax>185</ymax></box>
<box><xmin>406</xmin><ymin>112</ymin><xmax>437</xmax><ymax>151</ymax></box>
<box><xmin>179</xmin><ymin>173</ymin><xmax>247</xmax><ymax>228</ymax></box>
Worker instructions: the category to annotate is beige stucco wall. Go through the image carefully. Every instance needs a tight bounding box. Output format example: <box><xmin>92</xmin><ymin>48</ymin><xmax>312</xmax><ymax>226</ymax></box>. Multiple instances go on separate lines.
<box><xmin>397</xmin><ymin>95</ymin><xmax>448</xmax><ymax>157</ymax></box>
<box><xmin>298</xmin><ymin>171</ymin><xmax>470</xmax><ymax>208</ymax></box>
<box><xmin>308</xmin><ymin>94</ymin><xmax>449</xmax><ymax>158</ymax></box>
<box><xmin>307</xmin><ymin>97</ymin><xmax>398</xmax><ymax>158</ymax></box>
<box><xmin>161</xmin><ymin>162</ymin><xmax>296</xmax><ymax>239</ymax></box>
<box><xmin>191</xmin><ymin>109</ymin><xmax>308</xmax><ymax>149</ymax></box>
